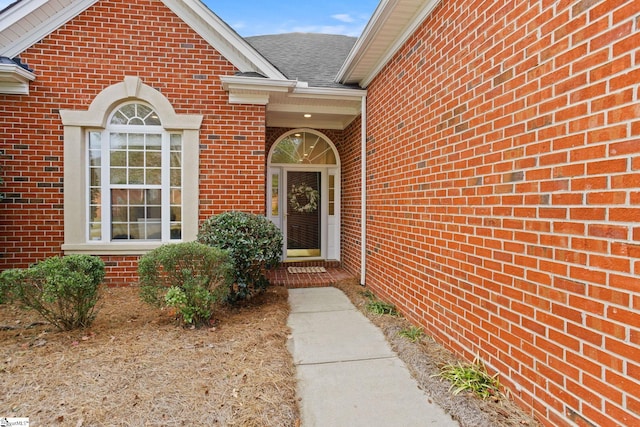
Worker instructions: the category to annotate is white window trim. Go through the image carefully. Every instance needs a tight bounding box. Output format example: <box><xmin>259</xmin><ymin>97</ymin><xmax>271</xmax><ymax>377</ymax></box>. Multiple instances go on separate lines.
<box><xmin>59</xmin><ymin>76</ymin><xmax>202</xmax><ymax>255</ymax></box>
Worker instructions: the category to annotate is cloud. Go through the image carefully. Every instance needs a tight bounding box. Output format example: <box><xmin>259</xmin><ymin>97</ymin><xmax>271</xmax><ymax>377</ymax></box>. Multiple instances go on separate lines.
<box><xmin>332</xmin><ymin>13</ymin><xmax>355</xmax><ymax>23</ymax></box>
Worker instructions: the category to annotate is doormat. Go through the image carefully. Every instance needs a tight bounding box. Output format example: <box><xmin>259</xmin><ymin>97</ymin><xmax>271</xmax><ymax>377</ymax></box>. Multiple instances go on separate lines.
<box><xmin>287</xmin><ymin>266</ymin><xmax>327</xmax><ymax>274</ymax></box>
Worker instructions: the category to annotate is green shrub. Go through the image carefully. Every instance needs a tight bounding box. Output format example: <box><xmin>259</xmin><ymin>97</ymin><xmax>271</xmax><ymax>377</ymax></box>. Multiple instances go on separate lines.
<box><xmin>0</xmin><ymin>268</ymin><xmax>19</xmax><ymax>305</ymax></box>
<box><xmin>138</xmin><ymin>242</ymin><xmax>233</xmax><ymax>326</ymax></box>
<box><xmin>0</xmin><ymin>255</ymin><xmax>105</xmax><ymax>330</ymax></box>
<box><xmin>197</xmin><ymin>211</ymin><xmax>283</xmax><ymax>303</ymax></box>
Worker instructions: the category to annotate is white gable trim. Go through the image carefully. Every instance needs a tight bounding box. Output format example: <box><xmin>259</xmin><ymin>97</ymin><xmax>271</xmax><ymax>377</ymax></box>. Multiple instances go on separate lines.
<box><xmin>336</xmin><ymin>0</ymin><xmax>441</xmax><ymax>88</ymax></box>
<box><xmin>160</xmin><ymin>0</ymin><xmax>285</xmax><ymax>79</ymax></box>
<box><xmin>0</xmin><ymin>0</ymin><xmax>286</xmax><ymax>80</ymax></box>
<box><xmin>1</xmin><ymin>0</ymin><xmax>99</xmax><ymax>58</ymax></box>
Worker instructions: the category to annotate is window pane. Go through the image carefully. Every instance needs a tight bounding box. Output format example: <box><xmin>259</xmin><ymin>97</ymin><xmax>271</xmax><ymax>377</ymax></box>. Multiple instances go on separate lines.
<box><xmin>89</xmin><ymin>132</ymin><xmax>101</xmax><ymax>149</ymax></box>
<box><xmin>146</xmin><ymin>151</ymin><xmax>161</xmax><ymax>167</ymax></box>
<box><xmin>110</xmin><ymin>133</ymin><xmax>126</xmax><ymax>149</ymax></box>
<box><xmin>146</xmin><ymin>169</ymin><xmax>161</xmax><ymax>185</ymax></box>
<box><xmin>146</xmin><ymin>134</ymin><xmax>161</xmax><ymax>150</ymax></box>
<box><xmin>271</xmin><ymin>174</ymin><xmax>279</xmax><ymax>216</ymax></box>
<box><xmin>90</xmin><ymin>151</ymin><xmax>101</xmax><ymax>167</ymax></box>
<box><xmin>170</xmin><ymin>134</ymin><xmax>182</xmax><ymax>150</ymax></box>
<box><xmin>129</xmin><ymin>168</ymin><xmax>144</xmax><ymax>185</ymax></box>
<box><xmin>170</xmin><ymin>151</ymin><xmax>181</xmax><ymax>168</ymax></box>
<box><xmin>129</xmin><ymin>133</ymin><xmax>144</xmax><ymax>149</ymax></box>
<box><xmin>90</xmin><ymin>168</ymin><xmax>100</xmax><ymax>186</ymax></box>
<box><xmin>110</xmin><ymin>168</ymin><xmax>126</xmax><ymax>185</ymax></box>
<box><xmin>111</xmin><ymin>151</ymin><xmax>126</xmax><ymax>167</ymax></box>
<box><xmin>170</xmin><ymin>169</ymin><xmax>181</xmax><ymax>186</ymax></box>
<box><xmin>110</xmin><ymin>189</ymin><xmax>162</xmax><ymax>241</ymax></box>
<box><xmin>170</xmin><ymin>205</ymin><xmax>181</xmax><ymax>221</ymax></box>
<box><xmin>129</xmin><ymin>151</ymin><xmax>144</xmax><ymax>167</ymax></box>
<box><xmin>170</xmin><ymin>189</ymin><xmax>181</xmax><ymax>204</ymax></box>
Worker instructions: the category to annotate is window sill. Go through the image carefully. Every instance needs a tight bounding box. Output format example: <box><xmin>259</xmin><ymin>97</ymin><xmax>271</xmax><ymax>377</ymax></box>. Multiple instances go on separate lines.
<box><xmin>62</xmin><ymin>242</ymin><xmax>180</xmax><ymax>256</ymax></box>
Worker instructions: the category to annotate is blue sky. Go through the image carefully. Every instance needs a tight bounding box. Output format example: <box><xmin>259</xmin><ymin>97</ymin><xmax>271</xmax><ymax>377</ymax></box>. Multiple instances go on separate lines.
<box><xmin>0</xmin><ymin>0</ymin><xmax>379</xmax><ymax>37</ymax></box>
<box><xmin>205</xmin><ymin>1</ymin><xmax>379</xmax><ymax>37</ymax></box>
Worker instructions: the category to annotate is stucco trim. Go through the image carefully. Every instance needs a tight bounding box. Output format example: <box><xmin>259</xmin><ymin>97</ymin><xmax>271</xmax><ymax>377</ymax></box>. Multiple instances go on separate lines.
<box><xmin>59</xmin><ymin>76</ymin><xmax>202</xmax><ymax>255</ymax></box>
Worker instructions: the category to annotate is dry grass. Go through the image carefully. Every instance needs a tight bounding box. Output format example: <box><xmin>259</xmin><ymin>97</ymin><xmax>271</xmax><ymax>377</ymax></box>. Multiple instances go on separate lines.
<box><xmin>0</xmin><ymin>286</ymin><xmax>298</xmax><ymax>427</ymax></box>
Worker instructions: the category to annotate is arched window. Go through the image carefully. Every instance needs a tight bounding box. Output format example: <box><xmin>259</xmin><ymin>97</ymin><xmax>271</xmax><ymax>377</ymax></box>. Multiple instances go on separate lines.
<box><xmin>60</xmin><ymin>76</ymin><xmax>202</xmax><ymax>254</ymax></box>
<box><xmin>271</xmin><ymin>132</ymin><xmax>337</xmax><ymax>165</ymax></box>
<box><xmin>88</xmin><ymin>102</ymin><xmax>182</xmax><ymax>241</ymax></box>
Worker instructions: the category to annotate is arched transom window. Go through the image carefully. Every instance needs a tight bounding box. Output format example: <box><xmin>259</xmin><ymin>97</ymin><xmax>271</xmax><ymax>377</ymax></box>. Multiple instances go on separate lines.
<box><xmin>271</xmin><ymin>132</ymin><xmax>337</xmax><ymax>165</ymax></box>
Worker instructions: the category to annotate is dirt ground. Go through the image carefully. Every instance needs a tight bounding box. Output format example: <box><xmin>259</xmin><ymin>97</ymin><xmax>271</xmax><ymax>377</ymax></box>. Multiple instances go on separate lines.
<box><xmin>1</xmin><ymin>279</ymin><xmax>540</xmax><ymax>426</ymax></box>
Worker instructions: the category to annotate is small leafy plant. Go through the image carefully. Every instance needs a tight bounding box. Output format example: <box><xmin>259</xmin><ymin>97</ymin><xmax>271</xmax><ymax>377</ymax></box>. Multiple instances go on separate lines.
<box><xmin>361</xmin><ymin>288</ymin><xmax>399</xmax><ymax>316</ymax></box>
<box><xmin>435</xmin><ymin>357</ymin><xmax>502</xmax><ymax>399</ymax></box>
<box><xmin>0</xmin><ymin>254</ymin><xmax>105</xmax><ymax>330</ymax></box>
<box><xmin>198</xmin><ymin>211</ymin><xmax>283</xmax><ymax>303</ymax></box>
<box><xmin>399</xmin><ymin>326</ymin><xmax>424</xmax><ymax>342</ymax></box>
<box><xmin>139</xmin><ymin>242</ymin><xmax>232</xmax><ymax>326</ymax></box>
<box><xmin>366</xmin><ymin>299</ymin><xmax>399</xmax><ymax>316</ymax></box>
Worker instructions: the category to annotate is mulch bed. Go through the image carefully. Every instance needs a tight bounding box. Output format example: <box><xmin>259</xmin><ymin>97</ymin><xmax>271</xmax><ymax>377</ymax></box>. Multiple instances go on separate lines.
<box><xmin>0</xmin><ymin>286</ymin><xmax>298</xmax><ymax>426</ymax></box>
<box><xmin>2</xmin><ymin>277</ymin><xmax>541</xmax><ymax>427</ymax></box>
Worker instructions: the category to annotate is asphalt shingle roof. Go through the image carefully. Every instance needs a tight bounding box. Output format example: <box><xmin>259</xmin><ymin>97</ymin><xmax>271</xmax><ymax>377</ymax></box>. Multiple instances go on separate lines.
<box><xmin>245</xmin><ymin>33</ymin><xmax>358</xmax><ymax>88</ymax></box>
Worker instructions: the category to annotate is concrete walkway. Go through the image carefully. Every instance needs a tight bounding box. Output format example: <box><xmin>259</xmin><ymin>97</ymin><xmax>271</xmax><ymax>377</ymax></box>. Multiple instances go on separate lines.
<box><xmin>287</xmin><ymin>287</ymin><xmax>458</xmax><ymax>427</ymax></box>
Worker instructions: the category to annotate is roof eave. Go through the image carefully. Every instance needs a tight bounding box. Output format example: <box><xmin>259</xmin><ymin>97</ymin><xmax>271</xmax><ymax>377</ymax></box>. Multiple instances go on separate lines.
<box><xmin>0</xmin><ymin>61</ymin><xmax>36</xmax><ymax>95</ymax></box>
<box><xmin>336</xmin><ymin>0</ymin><xmax>441</xmax><ymax>88</ymax></box>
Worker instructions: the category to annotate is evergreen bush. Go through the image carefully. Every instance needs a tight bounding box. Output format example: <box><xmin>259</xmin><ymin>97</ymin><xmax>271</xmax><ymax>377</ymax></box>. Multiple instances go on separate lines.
<box><xmin>198</xmin><ymin>211</ymin><xmax>283</xmax><ymax>302</ymax></box>
<box><xmin>138</xmin><ymin>242</ymin><xmax>232</xmax><ymax>326</ymax></box>
<box><xmin>0</xmin><ymin>254</ymin><xmax>105</xmax><ymax>330</ymax></box>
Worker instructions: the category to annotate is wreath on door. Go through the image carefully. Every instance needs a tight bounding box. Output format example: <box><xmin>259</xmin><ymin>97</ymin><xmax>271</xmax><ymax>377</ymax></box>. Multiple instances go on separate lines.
<box><xmin>289</xmin><ymin>184</ymin><xmax>319</xmax><ymax>213</ymax></box>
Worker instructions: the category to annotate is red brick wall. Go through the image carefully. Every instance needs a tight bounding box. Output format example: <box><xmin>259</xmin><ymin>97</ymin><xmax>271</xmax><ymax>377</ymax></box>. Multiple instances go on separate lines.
<box><xmin>364</xmin><ymin>0</ymin><xmax>640</xmax><ymax>425</ymax></box>
<box><xmin>340</xmin><ymin>116</ymin><xmax>364</xmax><ymax>276</ymax></box>
<box><xmin>0</xmin><ymin>0</ymin><xmax>266</xmax><ymax>286</ymax></box>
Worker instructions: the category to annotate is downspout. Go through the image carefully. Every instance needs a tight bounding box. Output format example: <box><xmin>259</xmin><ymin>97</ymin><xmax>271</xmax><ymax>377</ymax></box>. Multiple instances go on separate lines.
<box><xmin>360</xmin><ymin>95</ymin><xmax>367</xmax><ymax>286</ymax></box>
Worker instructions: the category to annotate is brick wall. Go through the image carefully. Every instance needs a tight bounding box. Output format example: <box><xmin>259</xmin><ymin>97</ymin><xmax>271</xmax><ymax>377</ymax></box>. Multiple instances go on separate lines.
<box><xmin>0</xmin><ymin>0</ymin><xmax>266</xmax><ymax>286</ymax></box>
<box><xmin>364</xmin><ymin>0</ymin><xmax>640</xmax><ymax>425</ymax></box>
<box><xmin>340</xmin><ymin>116</ymin><xmax>364</xmax><ymax>276</ymax></box>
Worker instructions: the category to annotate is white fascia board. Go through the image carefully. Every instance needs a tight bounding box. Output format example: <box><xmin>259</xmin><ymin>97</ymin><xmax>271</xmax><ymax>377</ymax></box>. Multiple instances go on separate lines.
<box><xmin>1</xmin><ymin>0</ymin><xmax>99</xmax><ymax>58</ymax></box>
<box><xmin>336</xmin><ymin>0</ymin><xmax>441</xmax><ymax>88</ymax></box>
<box><xmin>228</xmin><ymin>93</ymin><xmax>270</xmax><ymax>105</ymax></box>
<box><xmin>0</xmin><ymin>61</ymin><xmax>36</xmax><ymax>94</ymax></box>
<box><xmin>162</xmin><ymin>0</ymin><xmax>286</xmax><ymax>80</ymax></box>
<box><xmin>221</xmin><ymin>75</ymin><xmax>297</xmax><ymax>92</ymax></box>
<box><xmin>221</xmin><ymin>75</ymin><xmax>297</xmax><ymax>105</ymax></box>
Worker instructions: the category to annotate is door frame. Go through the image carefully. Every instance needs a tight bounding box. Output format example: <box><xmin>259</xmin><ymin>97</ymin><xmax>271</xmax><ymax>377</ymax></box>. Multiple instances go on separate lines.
<box><xmin>266</xmin><ymin>129</ymin><xmax>341</xmax><ymax>262</ymax></box>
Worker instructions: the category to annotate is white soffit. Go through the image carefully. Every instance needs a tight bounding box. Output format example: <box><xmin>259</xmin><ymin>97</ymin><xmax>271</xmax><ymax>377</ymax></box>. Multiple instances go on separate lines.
<box><xmin>336</xmin><ymin>0</ymin><xmax>441</xmax><ymax>88</ymax></box>
<box><xmin>0</xmin><ymin>0</ymin><xmax>99</xmax><ymax>57</ymax></box>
